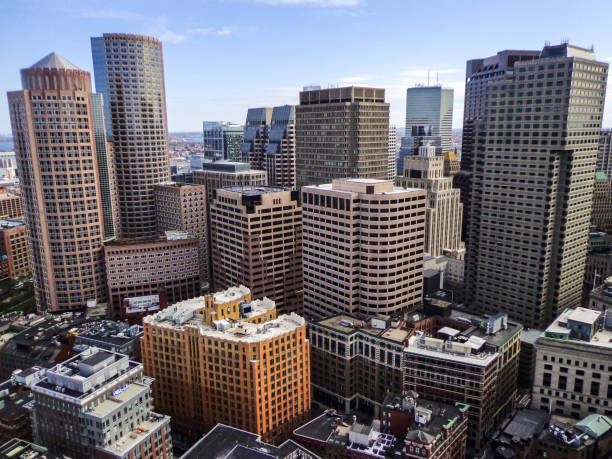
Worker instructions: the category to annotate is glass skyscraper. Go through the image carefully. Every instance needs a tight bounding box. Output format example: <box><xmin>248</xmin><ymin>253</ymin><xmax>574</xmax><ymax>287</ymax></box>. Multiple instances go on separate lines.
<box><xmin>202</xmin><ymin>121</ymin><xmax>244</xmax><ymax>161</ymax></box>
<box><xmin>405</xmin><ymin>86</ymin><xmax>454</xmax><ymax>155</ymax></box>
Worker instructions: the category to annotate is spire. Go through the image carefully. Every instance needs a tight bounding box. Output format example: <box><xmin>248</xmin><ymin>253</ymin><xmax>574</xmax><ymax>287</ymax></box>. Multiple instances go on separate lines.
<box><xmin>29</xmin><ymin>52</ymin><xmax>80</xmax><ymax>71</ymax></box>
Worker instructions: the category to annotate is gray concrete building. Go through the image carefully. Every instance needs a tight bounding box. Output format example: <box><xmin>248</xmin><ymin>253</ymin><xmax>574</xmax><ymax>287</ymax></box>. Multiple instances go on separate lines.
<box><xmin>465</xmin><ymin>44</ymin><xmax>609</xmax><ymax>329</ymax></box>
<box><xmin>296</xmin><ymin>86</ymin><xmax>389</xmax><ymax>188</ymax></box>
<box><xmin>532</xmin><ymin>307</ymin><xmax>612</xmax><ymax>419</ymax></box>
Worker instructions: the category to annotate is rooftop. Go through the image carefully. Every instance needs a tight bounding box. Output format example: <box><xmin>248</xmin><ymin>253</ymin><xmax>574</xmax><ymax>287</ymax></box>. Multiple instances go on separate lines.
<box><xmin>0</xmin><ymin>220</ymin><xmax>24</xmax><ymax>229</ymax></box>
<box><xmin>76</xmin><ymin>321</ymin><xmax>143</xmax><ymax>349</ymax></box>
<box><xmin>305</xmin><ymin>179</ymin><xmax>422</xmax><ymax>195</ymax></box>
<box><xmin>0</xmin><ymin>439</ymin><xmax>58</xmax><ymax>459</ymax></box>
<box><xmin>541</xmin><ymin>308</ymin><xmax>612</xmax><ymax>349</ymax></box>
<box><xmin>314</xmin><ymin>314</ymin><xmax>409</xmax><ymax>345</ymax></box>
<box><xmin>181</xmin><ymin>423</ymin><xmax>319</xmax><ymax>459</ymax></box>
<box><xmin>29</xmin><ymin>52</ymin><xmax>80</xmax><ymax>71</ymax></box>
<box><xmin>0</xmin><ymin>380</ymin><xmax>33</xmax><ymax>422</ymax></box>
<box><xmin>97</xmin><ymin>413</ymin><xmax>169</xmax><ymax>457</ymax></box>
<box><xmin>220</xmin><ymin>185</ymin><xmax>288</xmax><ymax>196</ymax></box>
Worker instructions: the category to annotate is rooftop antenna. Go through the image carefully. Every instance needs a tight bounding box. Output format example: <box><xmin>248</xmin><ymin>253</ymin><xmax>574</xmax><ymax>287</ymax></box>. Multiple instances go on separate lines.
<box><xmin>427</xmin><ymin>70</ymin><xmax>430</xmax><ymax>86</ymax></box>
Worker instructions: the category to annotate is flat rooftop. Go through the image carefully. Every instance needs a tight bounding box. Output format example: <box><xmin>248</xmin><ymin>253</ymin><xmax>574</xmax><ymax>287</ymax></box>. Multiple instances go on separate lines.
<box><xmin>315</xmin><ymin>315</ymin><xmax>410</xmax><ymax>345</ymax></box>
<box><xmin>541</xmin><ymin>308</ymin><xmax>612</xmax><ymax>350</ymax></box>
<box><xmin>88</xmin><ymin>382</ymin><xmax>149</xmax><ymax>419</ymax></box>
<box><xmin>220</xmin><ymin>185</ymin><xmax>288</xmax><ymax>196</ymax></box>
<box><xmin>182</xmin><ymin>423</ymin><xmax>318</xmax><ymax>459</ymax></box>
<box><xmin>97</xmin><ymin>413</ymin><xmax>169</xmax><ymax>457</ymax></box>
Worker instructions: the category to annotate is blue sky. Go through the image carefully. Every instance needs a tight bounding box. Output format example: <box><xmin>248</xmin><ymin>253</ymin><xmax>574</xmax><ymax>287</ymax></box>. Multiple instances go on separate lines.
<box><xmin>1</xmin><ymin>0</ymin><xmax>612</xmax><ymax>134</ymax></box>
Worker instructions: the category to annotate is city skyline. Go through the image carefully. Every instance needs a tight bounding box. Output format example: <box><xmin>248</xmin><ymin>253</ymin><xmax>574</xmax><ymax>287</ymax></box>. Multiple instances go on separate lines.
<box><xmin>1</xmin><ymin>0</ymin><xmax>612</xmax><ymax>135</ymax></box>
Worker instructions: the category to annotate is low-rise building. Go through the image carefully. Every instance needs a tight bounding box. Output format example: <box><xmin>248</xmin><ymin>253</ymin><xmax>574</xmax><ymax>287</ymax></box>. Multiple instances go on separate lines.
<box><xmin>181</xmin><ymin>423</ymin><xmax>319</xmax><ymax>459</ymax></box>
<box><xmin>309</xmin><ymin>314</ymin><xmax>409</xmax><ymax>416</ymax></box>
<box><xmin>75</xmin><ymin>321</ymin><xmax>143</xmax><ymax>360</ymax></box>
<box><xmin>588</xmin><ymin>276</ymin><xmax>612</xmax><ymax>311</ymax></box>
<box><xmin>0</xmin><ymin>190</ymin><xmax>22</xmax><ymax>220</ymax></box>
<box><xmin>141</xmin><ymin>285</ymin><xmax>311</xmax><ymax>445</ymax></box>
<box><xmin>104</xmin><ymin>231</ymin><xmax>200</xmax><ymax>320</ymax></box>
<box><xmin>0</xmin><ymin>368</ymin><xmax>43</xmax><ymax>444</ymax></box>
<box><xmin>0</xmin><ymin>438</ymin><xmax>59</xmax><ymax>459</ymax></box>
<box><xmin>532</xmin><ymin>307</ymin><xmax>612</xmax><ymax>419</ymax></box>
<box><xmin>30</xmin><ymin>347</ymin><xmax>172</xmax><ymax>459</ymax></box>
<box><xmin>404</xmin><ymin>312</ymin><xmax>522</xmax><ymax>450</ymax></box>
<box><xmin>0</xmin><ymin>220</ymin><xmax>29</xmax><ymax>279</ymax></box>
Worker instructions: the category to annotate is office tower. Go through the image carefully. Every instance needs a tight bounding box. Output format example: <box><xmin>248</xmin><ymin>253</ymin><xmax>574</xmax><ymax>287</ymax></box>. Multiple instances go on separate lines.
<box><xmin>91</xmin><ymin>34</ymin><xmax>171</xmax><ymax>238</ymax></box>
<box><xmin>91</xmin><ymin>93</ymin><xmax>120</xmax><ymax>240</ymax></box>
<box><xmin>0</xmin><ymin>220</ymin><xmax>30</xmax><ymax>279</ymax></box>
<box><xmin>30</xmin><ymin>348</ymin><xmax>172</xmax><ymax>458</ymax></box>
<box><xmin>532</xmin><ymin>307</ymin><xmax>612</xmax><ymax>419</ymax></box>
<box><xmin>192</xmin><ymin>161</ymin><xmax>267</xmax><ymax>207</ymax></box>
<box><xmin>210</xmin><ymin>186</ymin><xmax>302</xmax><ymax>314</ymax></box>
<box><xmin>7</xmin><ymin>53</ymin><xmax>106</xmax><ymax>312</ymax></box>
<box><xmin>141</xmin><ymin>285</ymin><xmax>311</xmax><ymax>444</ymax></box>
<box><xmin>302</xmin><ymin>179</ymin><xmax>425</xmax><ymax>319</ymax></box>
<box><xmin>404</xmin><ymin>313</ymin><xmax>522</xmax><ymax>450</ymax></box>
<box><xmin>405</xmin><ymin>86</ymin><xmax>454</xmax><ymax>155</ymax></box>
<box><xmin>599</xmin><ymin>130</ymin><xmax>612</xmax><ymax>177</ymax></box>
<box><xmin>388</xmin><ymin>124</ymin><xmax>397</xmax><ymax>179</ymax></box>
<box><xmin>296</xmin><ymin>86</ymin><xmax>389</xmax><ymax>188</ymax></box>
<box><xmin>591</xmin><ymin>172</ymin><xmax>612</xmax><ymax>231</ymax></box>
<box><xmin>396</xmin><ymin>134</ymin><xmax>442</xmax><ymax>175</ymax></box>
<box><xmin>104</xmin><ymin>231</ymin><xmax>200</xmax><ymax>320</ymax></box>
<box><xmin>242</xmin><ymin>106</ymin><xmax>297</xmax><ymax>188</ymax></box>
<box><xmin>0</xmin><ymin>189</ymin><xmax>22</xmax><ymax>218</ymax></box>
<box><xmin>456</xmin><ymin>49</ymin><xmax>540</xmax><ymax>238</ymax></box>
<box><xmin>154</xmin><ymin>182</ymin><xmax>209</xmax><ymax>283</ymax></box>
<box><xmin>202</xmin><ymin>121</ymin><xmax>244</xmax><ymax>162</ymax></box>
<box><xmin>309</xmin><ymin>315</ymin><xmax>408</xmax><ymax>415</ymax></box>
<box><xmin>465</xmin><ymin>44</ymin><xmax>609</xmax><ymax>329</ymax></box>
<box><xmin>396</xmin><ymin>144</ymin><xmax>463</xmax><ymax>256</ymax></box>
<box><xmin>242</xmin><ymin>107</ymin><xmax>273</xmax><ymax>170</ymax></box>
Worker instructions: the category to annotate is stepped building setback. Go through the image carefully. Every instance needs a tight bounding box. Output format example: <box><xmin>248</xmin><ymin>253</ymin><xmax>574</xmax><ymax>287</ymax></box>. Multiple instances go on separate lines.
<box><xmin>142</xmin><ymin>285</ymin><xmax>311</xmax><ymax>444</ymax></box>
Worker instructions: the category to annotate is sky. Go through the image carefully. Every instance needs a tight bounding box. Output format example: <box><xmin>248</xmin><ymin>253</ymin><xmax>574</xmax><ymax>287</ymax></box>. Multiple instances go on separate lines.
<box><xmin>1</xmin><ymin>0</ymin><xmax>612</xmax><ymax>135</ymax></box>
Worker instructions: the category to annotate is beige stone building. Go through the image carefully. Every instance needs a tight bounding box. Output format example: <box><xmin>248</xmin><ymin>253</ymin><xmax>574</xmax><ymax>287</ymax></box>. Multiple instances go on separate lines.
<box><xmin>192</xmin><ymin>161</ymin><xmax>267</xmax><ymax>207</ymax></box>
<box><xmin>209</xmin><ymin>186</ymin><xmax>303</xmax><ymax>315</ymax></box>
<box><xmin>396</xmin><ymin>144</ymin><xmax>463</xmax><ymax>257</ymax></box>
<box><xmin>7</xmin><ymin>53</ymin><xmax>106</xmax><ymax>312</ymax></box>
<box><xmin>296</xmin><ymin>86</ymin><xmax>389</xmax><ymax>188</ymax></box>
<box><xmin>302</xmin><ymin>179</ymin><xmax>426</xmax><ymax>319</ymax></box>
<box><xmin>465</xmin><ymin>44</ymin><xmax>609</xmax><ymax>329</ymax></box>
<box><xmin>591</xmin><ymin>172</ymin><xmax>612</xmax><ymax>231</ymax></box>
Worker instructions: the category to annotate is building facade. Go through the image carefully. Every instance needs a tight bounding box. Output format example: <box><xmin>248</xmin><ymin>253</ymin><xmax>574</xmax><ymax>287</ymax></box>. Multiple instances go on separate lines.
<box><xmin>591</xmin><ymin>172</ymin><xmax>612</xmax><ymax>231</ymax></box>
<box><xmin>104</xmin><ymin>232</ymin><xmax>200</xmax><ymax>320</ymax></box>
<box><xmin>7</xmin><ymin>53</ymin><xmax>106</xmax><ymax>312</ymax></box>
<box><xmin>91</xmin><ymin>93</ymin><xmax>119</xmax><ymax>240</ymax></box>
<box><xmin>154</xmin><ymin>182</ymin><xmax>208</xmax><ymax>284</ymax></box>
<box><xmin>0</xmin><ymin>190</ymin><xmax>22</xmax><ymax>219</ymax></box>
<box><xmin>202</xmin><ymin>121</ymin><xmax>244</xmax><ymax>162</ymax></box>
<box><xmin>141</xmin><ymin>286</ymin><xmax>311</xmax><ymax>444</ymax></box>
<box><xmin>91</xmin><ymin>34</ymin><xmax>171</xmax><ymax>238</ymax></box>
<box><xmin>30</xmin><ymin>348</ymin><xmax>172</xmax><ymax>459</ymax></box>
<box><xmin>302</xmin><ymin>179</ymin><xmax>426</xmax><ymax>319</ymax></box>
<box><xmin>388</xmin><ymin>124</ymin><xmax>397</xmax><ymax>180</ymax></box>
<box><xmin>192</xmin><ymin>161</ymin><xmax>267</xmax><ymax>207</ymax></box>
<box><xmin>210</xmin><ymin>186</ymin><xmax>303</xmax><ymax>314</ymax></box>
<box><xmin>0</xmin><ymin>220</ymin><xmax>30</xmax><ymax>279</ymax></box>
<box><xmin>397</xmin><ymin>147</ymin><xmax>463</xmax><ymax>257</ymax></box>
<box><xmin>599</xmin><ymin>130</ymin><xmax>612</xmax><ymax>177</ymax></box>
<box><xmin>296</xmin><ymin>86</ymin><xmax>389</xmax><ymax>188</ymax></box>
<box><xmin>532</xmin><ymin>307</ymin><xmax>612</xmax><ymax>419</ymax></box>
<box><xmin>465</xmin><ymin>44</ymin><xmax>609</xmax><ymax>329</ymax></box>
<box><xmin>405</xmin><ymin>86</ymin><xmax>454</xmax><ymax>155</ymax></box>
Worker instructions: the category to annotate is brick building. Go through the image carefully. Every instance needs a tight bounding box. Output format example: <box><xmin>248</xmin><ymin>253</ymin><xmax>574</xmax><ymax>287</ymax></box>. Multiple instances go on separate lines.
<box><xmin>0</xmin><ymin>220</ymin><xmax>29</xmax><ymax>279</ymax></box>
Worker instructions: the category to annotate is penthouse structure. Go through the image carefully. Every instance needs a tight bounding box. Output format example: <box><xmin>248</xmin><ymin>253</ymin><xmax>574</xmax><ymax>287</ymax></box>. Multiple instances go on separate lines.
<box><xmin>302</xmin><ymin>179</ymin><xmax>426</xmax><ymax>319</ymax></box>
<box><xmin>0</xmin><ymin>220</ymin><xmax>30</xmax><ymax>279</ymax></box>
<box><xmin>309</xmin><ymin>314</ymin><xmax>409</xmax><ymax>416</ymax></box>
<box><xmin>7</xmin><ymin>53</ymin><xmax>106</xmax><ymax>312</ymax></box>
<box><xmin>141</xmin><ymin>286</ymin><xmax>310</xmax><ymax>444</ymax></box>
<box><xmin>532</xmin><ymin>307</ymin><xmax>612</xmax><ymax>419</ymax></box>
<box><xmin>396</xmin><ymin>144</ymin><xmax>463</xmax><ymax>257</ymax></box>
<box><xmin>91</xmin><ymin>34</ymin><xmax>171</xmax><ymax>238</ymax></box>
<box><xmin>296</xmin><ymin>86</ymin><xmax>390</xmax><ymax>188</ymax></box>
<box><xmin>104</xmin><ymin>232</ymin><xmax>200</xmax><ymax>320</ymax></box>
<box><xmin>30</xmin><ymin>348</ymin><xmax>171</xmax><ymax>458</ymax></box>
<box><xmin>403</xmin><ymin>312</ymin><xmax>522</xmax><ymax>450</ymax></box>
<box><xmin>154</xmin><ymin>182</ymin><xmax>208</xmax><ymax>283</ymax></box>
<box><xmin>210</xmin><ymin>186</ymin><xmax>302</xmax><ymax>314</ymax></box>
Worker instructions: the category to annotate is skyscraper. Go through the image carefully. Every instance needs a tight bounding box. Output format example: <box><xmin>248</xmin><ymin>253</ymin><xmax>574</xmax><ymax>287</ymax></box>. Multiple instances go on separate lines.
<box><xmin>404</xmin><ymin>86</ymin><xmax>454</xmax><ymax>155</ymax></box>
<box><xmin>202</xmin><ymin>121</ymin><xmax>244</xmax><ymax>162</ymax></box>
<box><xmin>7</xmin><ymin>53</ymin><xmax>106</xmax><ymax>312</ymax></box>
<box><xmin>209</xmin><ymin>186</ymin><xmax>303</xmax><ymax>314</ymax></box>
<box><xmin>296</xmin><ymin>86</ymin><xmax>389</xmax><ymax>188</ymax></box>
<box><xmin>465</xmin><ymin>44</ymin><xmax>609</xmax><ymax>329</ymax></box>
<box><xmin>388</xmin><ymin>124</ymin><xmax>397</xmax><ymax>180</ymax></box>
<box><xmin>396</xmin><ymin>143</ymin><xmax>463</xmax><ymax>257</ymax></box>
<box><xmin>302</xmin><ymin>179</ymin><xmax>426</xmax><ymax>319</ymax></box>
<box><xmin>455</xmin><ymin>49</ymin><xmax>540</xmax><ymax>236</ymax></box>
<box><xmin>598</xmin><ymin>130</ymin><xmax>612</xmax><ymax>177</ymax></box>
<box><xmin>91</xmin><ymin>93</ymin><xmax>120</xmax><ymax>240</ymax></box>
<box><xmin>91</xmin><ymin>34</ymin><xmax>171</xmax><ymax>238</ymax></box>
<box><xmin>242</xmin><ymin>105</ymin><xmax>297</xmax><ymax>189</ymax></box>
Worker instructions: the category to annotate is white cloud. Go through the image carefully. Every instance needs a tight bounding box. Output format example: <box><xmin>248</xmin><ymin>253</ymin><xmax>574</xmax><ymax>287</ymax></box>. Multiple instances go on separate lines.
<box><xmin>147</xmin><ymin>16</ymin><xmax>187</xmax><ymax>44</ymax></box>
<box><xmin>80</xmin><ymin>10</ymin><xmax>144</xmax><ymax>20</ymax></box>
<box><xmin>188</xmin><ymin>27</ymin><xmax>234</xmax><ymax>36</ymax></box>
<box><xmin>334</xmin><ymin>75</ymin><xmax>373</xmax><ymax>84</ymax></box>
<box><xmin>254</xmin><ymin>0</ymin><xmax>366</xmax><ymax>6</ymax></box>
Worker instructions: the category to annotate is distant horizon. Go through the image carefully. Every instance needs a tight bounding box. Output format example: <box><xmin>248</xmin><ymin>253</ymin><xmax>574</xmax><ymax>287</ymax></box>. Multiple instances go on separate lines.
<box><xmin>1</xmin><ymin>1</ymin><xmax>612</xmax><ymax>133</ymax></box>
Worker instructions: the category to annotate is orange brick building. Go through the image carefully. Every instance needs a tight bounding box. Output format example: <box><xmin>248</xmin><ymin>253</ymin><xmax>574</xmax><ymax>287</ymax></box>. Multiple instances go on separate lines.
<box><xmin>0</xmin><ymin>190</ymin><xmax>22</xmax><ymax>219</ymax></box>
<box><xmin>141</xmin><ymin>285</ymin><xmax>311</xmax><ymax>444</ymax></box>
<box><xmin>0</xmin><ymin>220</ymin><xmax>30</xmax><ymax>279</ymax></box>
